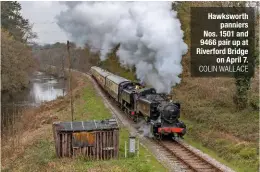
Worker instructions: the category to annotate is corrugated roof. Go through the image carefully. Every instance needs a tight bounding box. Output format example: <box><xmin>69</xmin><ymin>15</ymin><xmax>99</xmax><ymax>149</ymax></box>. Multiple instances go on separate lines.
<box><xmin>54</xmin><ymin>118</ymin><xmax>119</xmax><ymax>132</ymax></box>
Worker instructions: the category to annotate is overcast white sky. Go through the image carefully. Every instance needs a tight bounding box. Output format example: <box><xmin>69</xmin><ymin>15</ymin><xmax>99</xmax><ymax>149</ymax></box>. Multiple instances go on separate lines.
<box><xmin>20</xmin><ymin>1</ymin><xmax>259</xmax><ymax>45</ymax></box>
<box><xmin>20</xmin><ymin>1</ymin><xmax>68</xmax><ymax>45</ymax></box>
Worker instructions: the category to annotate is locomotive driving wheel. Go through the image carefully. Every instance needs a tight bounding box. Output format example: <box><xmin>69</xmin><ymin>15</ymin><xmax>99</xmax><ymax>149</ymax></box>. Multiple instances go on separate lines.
<box><xmin>155</xmin><ymin>133</ymin><xmax>162</xmax><ymax>140</ymax></box>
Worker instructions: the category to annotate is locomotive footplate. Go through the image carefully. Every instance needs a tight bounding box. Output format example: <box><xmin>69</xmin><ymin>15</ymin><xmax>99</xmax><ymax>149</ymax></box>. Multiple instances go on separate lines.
<box><xmin>158</xmin><ymin>127</ymin><xmax>184</xmax><ymax>133</ymax></box>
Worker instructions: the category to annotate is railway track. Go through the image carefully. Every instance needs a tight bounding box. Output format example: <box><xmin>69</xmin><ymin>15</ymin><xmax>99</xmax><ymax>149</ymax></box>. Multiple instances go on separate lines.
<box><xmin>77</xmin><ymin>70</ymin><xmax>234</xmax><ymax>172</ymax></box>
<box><xmin>159</xmin><ymin>140</ymin><xmax>223</xmax><ymax>172</ymax></box>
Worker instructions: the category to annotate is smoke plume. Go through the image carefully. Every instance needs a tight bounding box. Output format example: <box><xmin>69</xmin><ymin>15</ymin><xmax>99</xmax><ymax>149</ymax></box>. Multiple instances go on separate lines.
<box><xmin>56</xmin><ymin>2</ymin><xmax>187</xmax><ymax>93</ymax></box>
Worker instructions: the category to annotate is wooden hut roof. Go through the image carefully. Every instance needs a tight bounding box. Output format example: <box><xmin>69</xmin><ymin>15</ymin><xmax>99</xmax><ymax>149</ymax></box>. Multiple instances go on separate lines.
<box><xmin>54</xmin><ymin>118</ymin><xmax>119</xmax><ymax>132</ymax></box>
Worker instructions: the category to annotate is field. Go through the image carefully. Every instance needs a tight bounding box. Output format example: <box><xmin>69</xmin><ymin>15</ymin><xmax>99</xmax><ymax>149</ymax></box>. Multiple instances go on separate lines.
<box><xmin>1</xmin><ymin>71</ymin><xmax>166</xmax><ymax>172</ymax></box>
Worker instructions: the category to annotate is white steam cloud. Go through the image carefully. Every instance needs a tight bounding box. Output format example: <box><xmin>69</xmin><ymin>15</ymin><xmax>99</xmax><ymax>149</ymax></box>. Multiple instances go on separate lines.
<box><xmin>56</xmin><ymin>2</ymin><xmax>188</xmax><ymax>93</ymax></box>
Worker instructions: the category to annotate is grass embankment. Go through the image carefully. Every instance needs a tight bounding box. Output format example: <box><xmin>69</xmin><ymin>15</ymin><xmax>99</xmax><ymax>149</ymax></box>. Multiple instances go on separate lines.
<box><xmin>173</xmin><ymin>75</ymin><xmax>259</xmax><ymax>172</ymax></box>
<box><xmin>2</xmin><ymin>72</ymin><xmax>166</xmax><ymax>172</ymax></box>
<box><xmin>101</xmin><ymin>57</ymin><xmax>259</xmax><ymax>172</ymax></box>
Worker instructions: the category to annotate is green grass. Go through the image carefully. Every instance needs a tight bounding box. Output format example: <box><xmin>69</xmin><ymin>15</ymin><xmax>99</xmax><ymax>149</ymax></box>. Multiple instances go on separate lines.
<box><xmin>178</xmin><ymin>96</ymin><xmax>258</xmax><ymax>172</ymax></box>
<box><xmin>5</xmin><ymin>127</ymin><xmax>166</xmax><ymax>172</ymax></box>
<box><xmin>181</xmin><ymin>117</ymin><xmax>258</xmax><ymax>172</ymax></box>
<box><xmin>75</xmin><ymin>78</ymin><xmax>112</xmax><ymax>121</ymax></box>
<box><xmin>3</xmin><ymin>76</ymin><xmax>166</xmax><ymax>172</ymax></box>
<box><xmin>181</xmin><ymin>103</ymin><xmax>259</xmax><ymax>142</ymax></box>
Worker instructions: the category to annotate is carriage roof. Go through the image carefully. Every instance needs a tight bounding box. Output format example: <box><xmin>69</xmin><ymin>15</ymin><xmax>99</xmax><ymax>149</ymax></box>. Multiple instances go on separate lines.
<box><xmin>91</xmin><ymin>66</ymin><xmax>112</xmax><ymax>77</ymax></box>
<box><xmin>106</xmin><ymin>74</ymin><xmax>129</xmax><ymax>84</ymax></box>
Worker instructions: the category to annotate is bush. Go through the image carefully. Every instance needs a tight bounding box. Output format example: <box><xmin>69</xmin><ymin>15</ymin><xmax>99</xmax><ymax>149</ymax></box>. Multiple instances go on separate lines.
<box><xmin>1</xmin><ymin>30</ymin><xmax>36</xmax><ymax>93</ymax></box>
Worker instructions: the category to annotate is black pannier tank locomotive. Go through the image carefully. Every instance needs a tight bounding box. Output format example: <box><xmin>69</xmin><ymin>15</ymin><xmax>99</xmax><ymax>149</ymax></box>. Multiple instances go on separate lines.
<box><xmin>90</xmin><ymin>66</ymin><xmax>186</xmax><ymax>139</ymax></box>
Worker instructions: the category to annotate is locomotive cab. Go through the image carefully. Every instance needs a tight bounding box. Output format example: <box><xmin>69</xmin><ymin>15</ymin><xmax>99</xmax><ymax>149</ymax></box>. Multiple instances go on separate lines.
<box><xmin>119</xmin><ymin>82</ymin><xmax>152</xmax><ymax>121</ymax></box>
<box><xmin>90</xmin><ymin>66</ymin><xmax>186</xmax><ymax>140</ymax></box>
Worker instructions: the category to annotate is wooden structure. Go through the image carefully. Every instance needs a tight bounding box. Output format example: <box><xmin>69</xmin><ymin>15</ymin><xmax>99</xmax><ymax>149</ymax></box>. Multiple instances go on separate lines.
<box><xmin>52</xmin><ymin>118</ymin><xmax>119</xmax><ymax>160</ymax></box>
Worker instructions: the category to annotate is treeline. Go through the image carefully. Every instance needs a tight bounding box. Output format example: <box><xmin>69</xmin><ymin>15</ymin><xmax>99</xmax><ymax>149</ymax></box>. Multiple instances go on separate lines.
<box><xmin>1</xmin><ymin>1</ymin><xmax>37</xmax><ymax>93</ymax></box>
<box><xmin>33</xmin><ymin>42</ymin><xmax>100</xmax><ymax>74</ymax></box>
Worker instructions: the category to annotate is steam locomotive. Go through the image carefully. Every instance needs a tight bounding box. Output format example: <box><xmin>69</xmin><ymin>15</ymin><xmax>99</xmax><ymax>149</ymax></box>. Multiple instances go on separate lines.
<box><xmin>90</xmin><ymin>66</ymin><xmax>186</xmax><ymax>139</ymax></box>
